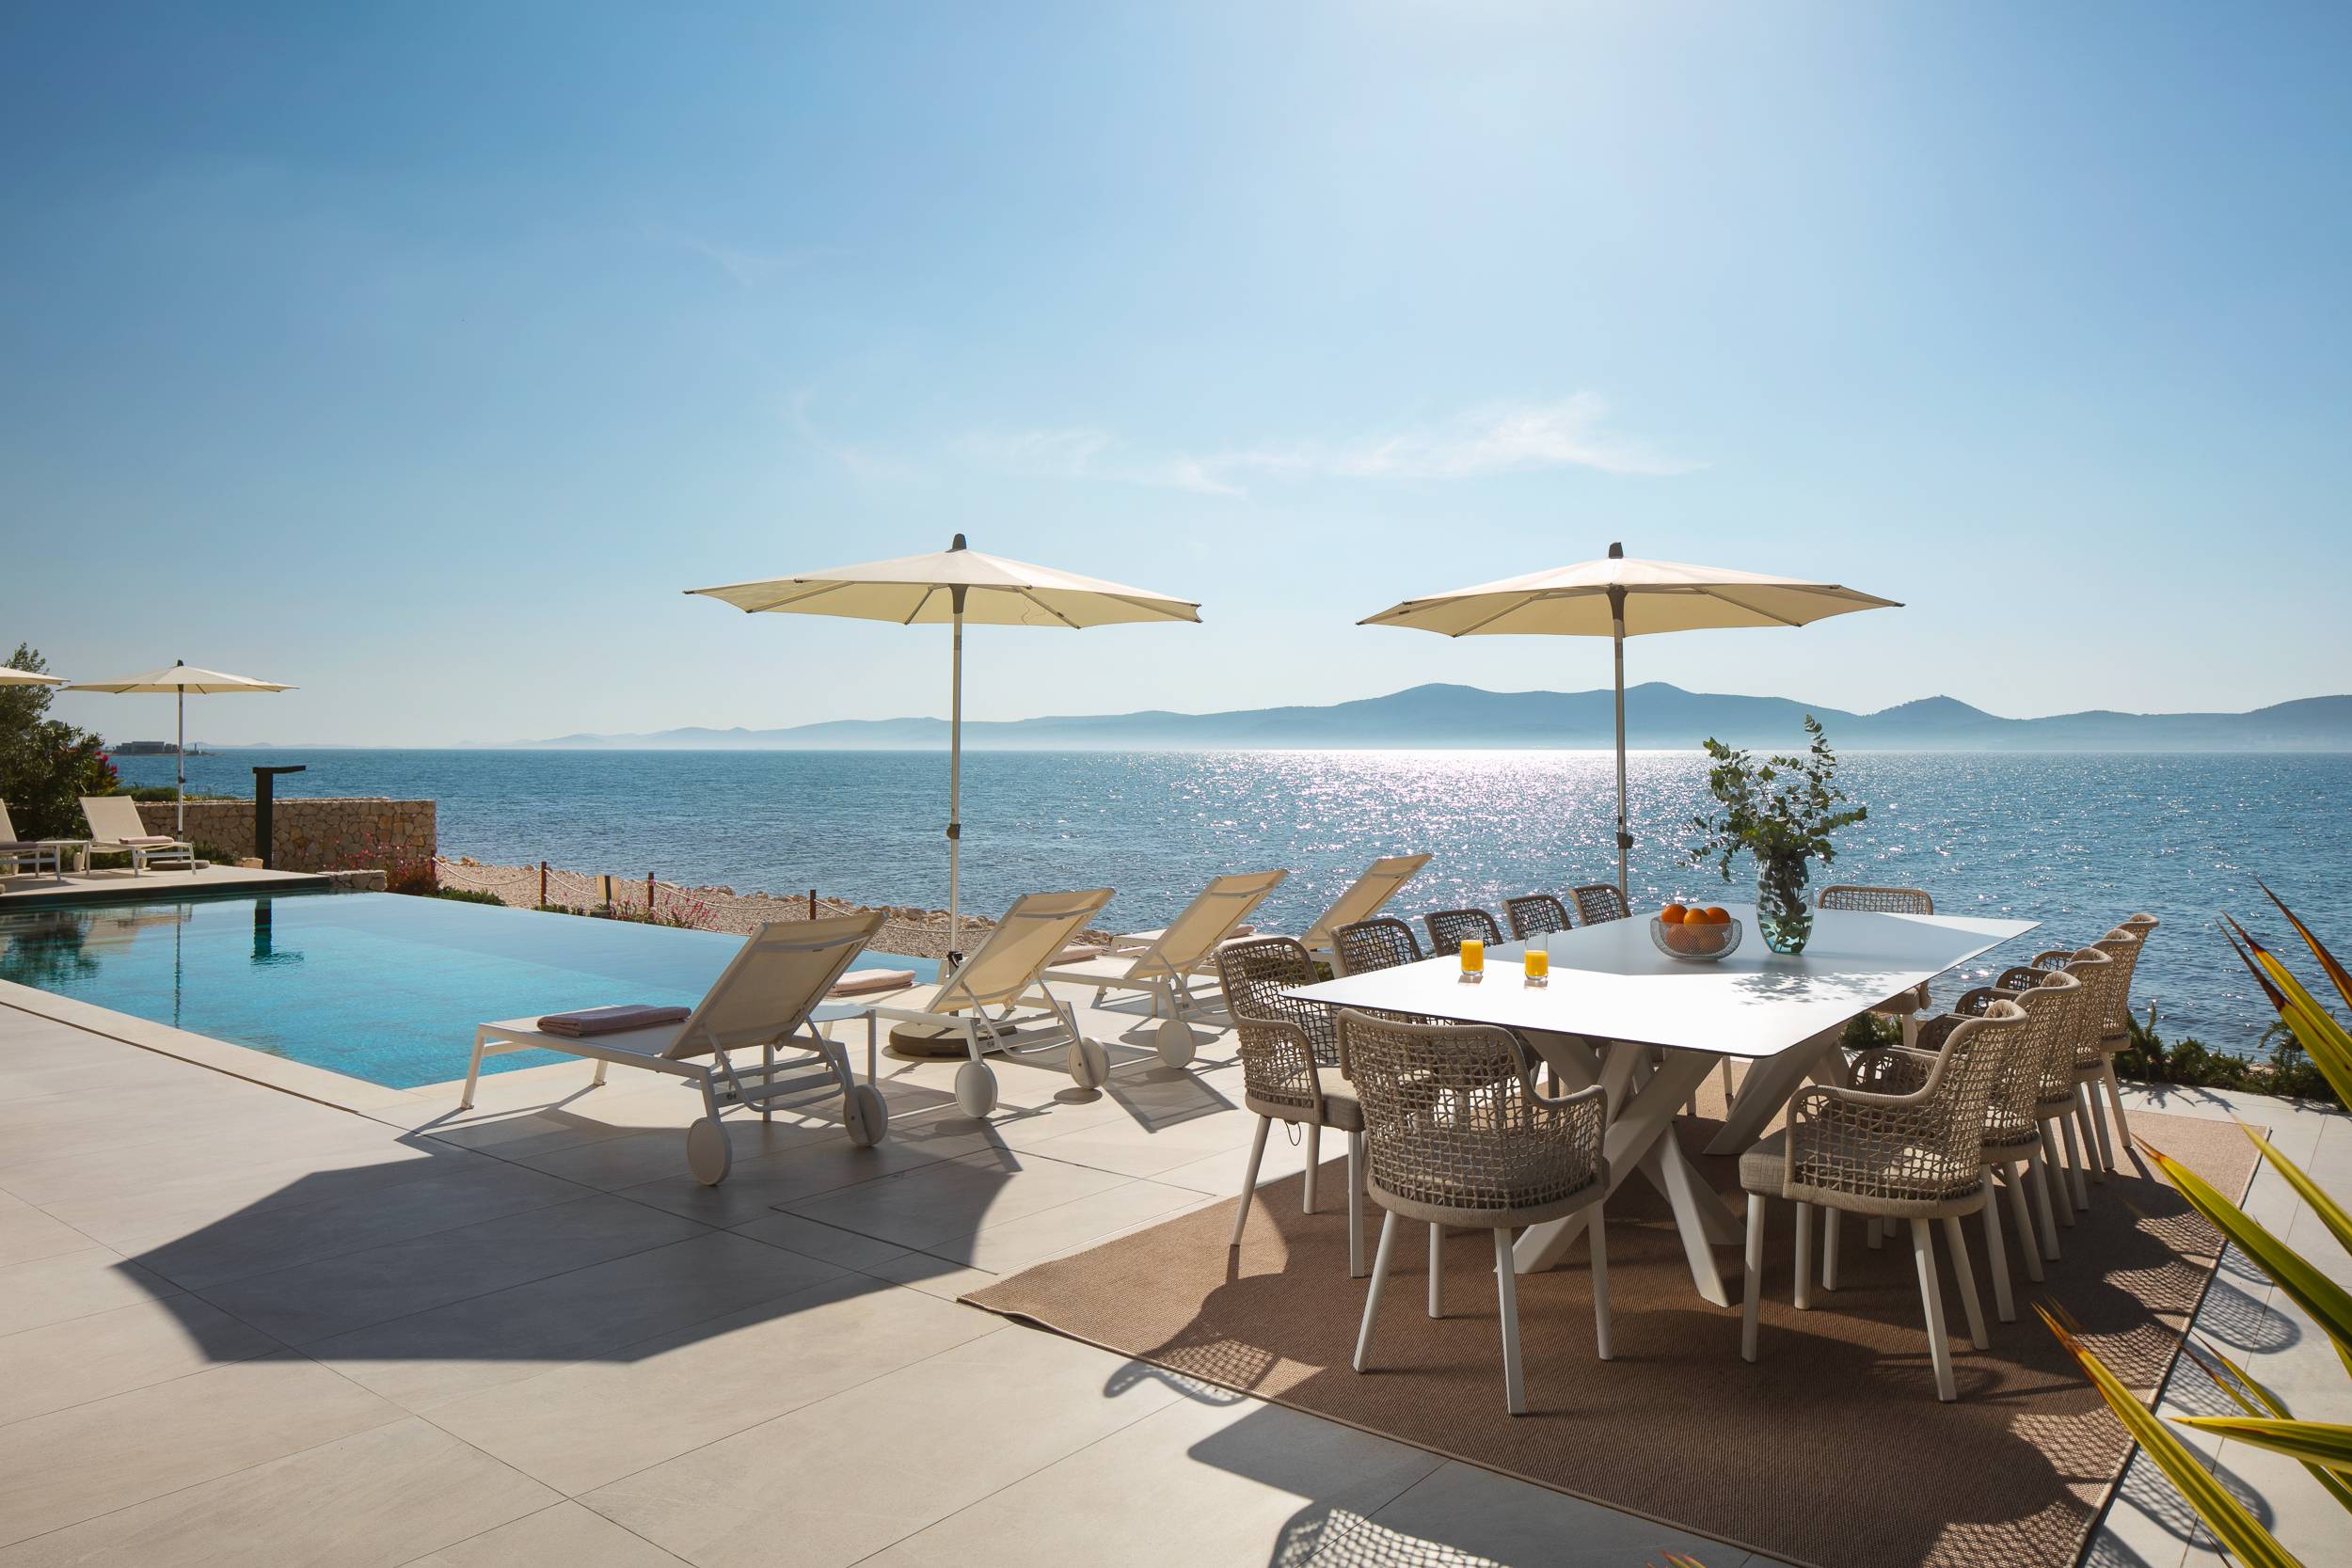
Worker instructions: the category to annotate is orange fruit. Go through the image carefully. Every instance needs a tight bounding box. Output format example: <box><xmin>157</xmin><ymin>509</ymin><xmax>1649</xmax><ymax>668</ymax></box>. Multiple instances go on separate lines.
<box><xmin>1660</xmin><ymin>903</ymin><xmax>1688</xmax><ymax>925</ymax></box>
<box><xmin>1663</xmin><ymin>924</ymin><xmax>1697</xmax><ymax>953</ymax></box>
<box><xmin>1698</xmin><ymin>907</ymin><xmax>1731</xmax><ymax>925</ymax></box>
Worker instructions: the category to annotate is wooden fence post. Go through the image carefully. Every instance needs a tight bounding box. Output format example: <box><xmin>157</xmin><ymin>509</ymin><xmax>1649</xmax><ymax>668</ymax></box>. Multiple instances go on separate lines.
<box><xmin>538</xmin><ymin>860</ymin><xmax>548</xmax><ymax>908</ymax></box>
<box><xmin>808</xmin><ymin>888</ymin><xmax>817</xmax><ymax>920</ymax></box>
<box><xmin>646</xmin><ymin>871</ymin><xmax>656</xmax><ymax>919</ymax></box>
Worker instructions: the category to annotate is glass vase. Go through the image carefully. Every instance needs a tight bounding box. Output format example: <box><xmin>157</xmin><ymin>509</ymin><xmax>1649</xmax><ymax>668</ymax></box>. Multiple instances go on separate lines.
<box><xmin>1755</xmin><ymin>853</ymin><xmax>1813</xmax><ymax>955</ymax></box>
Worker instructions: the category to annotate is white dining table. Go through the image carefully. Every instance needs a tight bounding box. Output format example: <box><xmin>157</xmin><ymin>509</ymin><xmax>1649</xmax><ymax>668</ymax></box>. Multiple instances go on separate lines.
<box><xmin>1283</xmin><ymin>902</ymin><xmax>2038</xmax><ymax>1306</ymax></box>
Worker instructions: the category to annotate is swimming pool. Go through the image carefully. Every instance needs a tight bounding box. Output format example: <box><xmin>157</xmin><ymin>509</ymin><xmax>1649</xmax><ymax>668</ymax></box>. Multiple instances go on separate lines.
<box><xmin>0</xmin><ymin>891</ymin><xmax>937</xmax><ymax>1089</ymax></box>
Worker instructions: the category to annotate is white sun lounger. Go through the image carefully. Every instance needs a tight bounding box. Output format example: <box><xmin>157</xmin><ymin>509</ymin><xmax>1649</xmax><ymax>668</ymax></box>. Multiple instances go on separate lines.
<box><xmin>1295</xmin><ymin>853</ymin><xmax>1432</xmax><ymax>961</ymax></box>
<box><xmin>0</xmin><ymin>803</ymin><xmax>65</xmax><ymax>881</ymax></box>
<box><xmin>463</xmin><ymin>911</ymin><xmax>891</xmax><ymax>1184</ymax></box>
<box><xmin>1044</xmin><ymin>868</ymin><xmax>1288</xmax><ymax>1076</ymax></box>
<box><xmin>79</xmin><ymin>796</ymin><xmax>196</xmax><ymax>874</ymax></box>
<box><xmin>866</xmin><ymin>887</ymin><xmax>1115</xmax><ymax>1118</ymax></box>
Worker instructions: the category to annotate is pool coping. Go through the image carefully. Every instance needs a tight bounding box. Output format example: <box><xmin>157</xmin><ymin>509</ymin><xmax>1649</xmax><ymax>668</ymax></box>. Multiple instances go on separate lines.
<box><xmin>0</xmin><ymin>975</ymin><xmax>433</xmax><ymax>1119</ymax></box>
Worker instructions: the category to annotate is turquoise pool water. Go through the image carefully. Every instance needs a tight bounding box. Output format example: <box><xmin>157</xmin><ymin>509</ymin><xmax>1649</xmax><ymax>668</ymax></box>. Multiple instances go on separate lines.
<box><xmin>0</xmin><ymin>891</ymin><xmax>937</xmax><ymax>1089</ymax></box>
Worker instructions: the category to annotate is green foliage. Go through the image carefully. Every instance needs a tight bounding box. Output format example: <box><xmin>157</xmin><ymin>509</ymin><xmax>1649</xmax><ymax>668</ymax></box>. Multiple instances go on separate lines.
<box><xmin>432</xmin><ymin>885</ymin><xmax>510</xmax><ymax>908</ymax></box>
<box><xmin>1685</xmin><ymin>715</ymin><xmax>1867</xmax><ymax>882</ymax></box>
<box><xmin>2114</xmin><ymin>1011</ymin><xmax>2343</xmax><ymax>1107</ymax></box>
<box><xmin>126</xmin><ymin>784</ymin><xmax>233</xmax><ymax>803</ymax></box>
<box><xmin>0</xmin><ymin>644</ymin><xmax>119</xmax><ymax>840</ymax></box>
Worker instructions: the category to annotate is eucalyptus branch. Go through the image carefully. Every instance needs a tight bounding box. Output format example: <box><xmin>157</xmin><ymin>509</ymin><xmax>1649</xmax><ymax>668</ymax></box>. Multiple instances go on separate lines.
<box><xmin>1685</xmin><ymin>714</ymin><xmax>1867</xmax><ymax>880</ymax></box>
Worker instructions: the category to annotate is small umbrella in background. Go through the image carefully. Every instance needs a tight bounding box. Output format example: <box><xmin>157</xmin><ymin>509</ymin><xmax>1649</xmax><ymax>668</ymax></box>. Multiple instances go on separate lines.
<box><xmin>1362</xmin><ymin>544</ymin><xmax>1900</xmax><ymax>895</ymax></box>
<box><xmin>66</xmin><ymin>661</ymin><xmax>296</xmax><ymax>833</ymax></box>
<box><xmin>689</xmin><ymin>533</ymin><xmax>1200</xmax><ymax>962</ymax></box>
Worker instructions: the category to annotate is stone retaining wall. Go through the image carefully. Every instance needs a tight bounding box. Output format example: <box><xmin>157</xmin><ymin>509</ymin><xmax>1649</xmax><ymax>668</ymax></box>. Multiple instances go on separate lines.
<box><xmin>133</xmin><ymin>798</ymin><xmax>437</xmax><ymax>871</ymax></box>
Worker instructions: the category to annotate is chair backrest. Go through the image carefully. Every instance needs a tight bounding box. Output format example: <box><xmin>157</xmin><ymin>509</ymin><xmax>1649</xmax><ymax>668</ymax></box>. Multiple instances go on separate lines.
<box><xmin>942</xmin><ymin>888</ymin><xmax>1117</xmax><ymax>1008</ymax></box>
<box><xmin>1215</xmin><ymin>936</ymin><xmax>1339</xmax><ymax>1112</ymax></box>
<box><xmin>80</xmin><ymin>795</ymin><xmax>149</xmax><ymax>843</ymax></box>
<box><xmin>1570</xmin><ymin>883</ymin><xmax>1629</xmax><ymax>926</ymax></box>
<box><xmin>1948</xmin><ymin>970</ymin><xmax>2082</xmax><ymax>1150</ymax></box>
<box><xmin>2093</xmin><ymin>925</ymin><xmax>2150</xmax><ymax>1038</ymax></box>
<box><xmin>1330</xmin><ymin>916</ymin><xmax>1422</xmax><ymax>976</ymax></box>
<box><xmin>1115</xmin><ymin>869</ymin><xmax>1288</xmax><ymax>976</ymax></box>
<box><xmin>0</xmin><ymin>801</ymin><xmax>17</xmax><ymax>843</ymax></box>
<box><xmin>667</xmin><ymin>911</ymin><xmax>885</xmax><ymax>1060</ymax></box>
<box><xmin>1504</xmin><ymin>894</ymin><xmax>1573</xmax><ymax>941</ymax></box>
<box><xmin>1336</xmin><ymin>1008</ymin><xmax>1604</xmax><ymax>1222</ymax></box>
<box><xmin>1299</xmin><ymin>854</ymin><xmax>1432</xmax><ymax>952</ymax></box>
<box><xmin>1422</xmin><ymin>907</ymin><xmax>1502</xmax><ymax>957</ymax></box>
<box><xmin>2028</xmin><ymin>945</ymin><xmax>2116</xmax><ymax>1071</ymax></box>
<box><xmin>1818</xmin><ymin>884</ymin><xmax>1934</xmax><ymax>915</ymax></box>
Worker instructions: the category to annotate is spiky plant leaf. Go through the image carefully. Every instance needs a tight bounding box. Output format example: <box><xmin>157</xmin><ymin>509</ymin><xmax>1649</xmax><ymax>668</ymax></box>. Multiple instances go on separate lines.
<box><xmin>2141</xmin><ymin>1140</ymin><xmax>2352</xmax><ymax>1362</ymax></box>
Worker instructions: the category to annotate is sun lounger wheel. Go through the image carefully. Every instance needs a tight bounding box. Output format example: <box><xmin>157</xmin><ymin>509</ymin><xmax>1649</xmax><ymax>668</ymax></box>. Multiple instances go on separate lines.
<box><xmin>954</xmin><ymin>1059</ymin><xmax>999</xmax><ymax>1118</ymax></box>
<box><xmin>686</xmin><ymin>1117</ymin><xmax>733</xmax><ymax>1185</ymax></box>
<box><xmin>1069</xmin><ymin>1037</ymin><xmax>1110</xmax><ymax>1092</ymax></box>
<box><xmin>1155</xmin><ymin>1017</ymin><xmax>1197</xmax><ymax>1069</ymax></box>
<box><xmin>843</xmin><ymin>1085</ymin><xmax>888</xmax><ymax>1148</ymax></box>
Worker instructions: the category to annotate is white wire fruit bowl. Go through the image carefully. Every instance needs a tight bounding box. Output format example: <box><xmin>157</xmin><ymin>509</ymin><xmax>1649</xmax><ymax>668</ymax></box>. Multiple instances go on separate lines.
<box><xmin>1648</xmin><ymin>914</ymin><xmax>1743</xmax><ymax>963</ymax></box>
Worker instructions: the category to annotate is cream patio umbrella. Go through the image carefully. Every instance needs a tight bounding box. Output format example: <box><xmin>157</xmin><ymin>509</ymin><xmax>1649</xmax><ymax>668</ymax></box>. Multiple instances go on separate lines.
<box><xmin>0</xmin><ymin>670</ymin><xmax>67</xmax><ymax>687</ymax></box>
<box><xmin>1361</xmin><ymin>543</ymin><xmax>1899</xmax><ymax>896</ymax></box>
<box><xmin>66</xmin><ymin>661</ymin><xmax>297</xmax><ymax>833</ymax></box>
<box><xmin>688</xmin><ymin>533</ymin><xmax>1200</xmax><ymax>961</ymax></box>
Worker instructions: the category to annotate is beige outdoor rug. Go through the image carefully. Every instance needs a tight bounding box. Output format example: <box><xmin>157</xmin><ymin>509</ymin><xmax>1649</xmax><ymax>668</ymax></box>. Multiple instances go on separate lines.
<box><xmin>963</xmin><ymin>1111</ymin><xmax>2257</xmax><ymax>1568</ymax></box>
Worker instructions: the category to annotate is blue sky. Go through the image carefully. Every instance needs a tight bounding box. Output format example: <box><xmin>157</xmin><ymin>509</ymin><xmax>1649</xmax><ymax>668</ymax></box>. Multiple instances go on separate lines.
<box><xmin>4</xmin><ymin>2</ymin><xmax>2346</xmax><ymax>747</ymax></box>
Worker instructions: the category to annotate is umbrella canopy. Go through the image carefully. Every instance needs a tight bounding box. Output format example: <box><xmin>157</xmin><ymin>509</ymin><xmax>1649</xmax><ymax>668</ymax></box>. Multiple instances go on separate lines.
<box><xmin>688</xmin><ymin>535</ymin><xmax>1200</xmax><ymax>958</ymax></box>
<box><xmin>66</xmin><ymin>661</ymin><xmax>296</xmax><ymax>833</ymax></box>
<box><xmin>1362</xmin><ymin>544</ymin><xmax>1899</xmax><ymax>895</ymax></box>
<box><xmin>0</xmin><ymin>669</ymin><xmax>67</xmax><ymax>687</ymax></box>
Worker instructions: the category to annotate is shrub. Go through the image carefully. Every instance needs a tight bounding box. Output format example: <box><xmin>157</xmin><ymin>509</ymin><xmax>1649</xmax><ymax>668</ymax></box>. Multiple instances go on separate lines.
<box><xmin>433</xmin><ymin>886</ymin><xmax>510</xmax><ymax>908</ymax></box>
<box><xmin>2113</xmin><ymin>1010</ymin><xmax>2342</xmax><ymax>1108</ymax></box>
<box><xmin>0</xmin><ymin>644</ymin><xmax>119</xmax><ymax>840</ymax></box>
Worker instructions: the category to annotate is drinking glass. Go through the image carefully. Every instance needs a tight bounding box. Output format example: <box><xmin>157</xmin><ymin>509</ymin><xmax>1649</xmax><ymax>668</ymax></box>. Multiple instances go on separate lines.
<box><xmin>1459</xmin><ymin>937</ymin><xmax>1485</xmax><ymax>980</ymax></box>
<box><xmin>1523</xmin><ymin>945</ymin><xmax>1549</xmax><ymax>985</ymax></box>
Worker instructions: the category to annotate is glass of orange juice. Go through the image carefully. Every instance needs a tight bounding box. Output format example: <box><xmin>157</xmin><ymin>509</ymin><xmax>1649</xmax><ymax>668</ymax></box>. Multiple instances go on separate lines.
<box><xmin>1523</xmin><ymin>944</ymin><xmax>1549</xmax><ymax>985</ymax></box>
<box><xmin>1459</xmin><ymin>937</ymin><xmax>1485</xmax><ymax>980</ymax></box>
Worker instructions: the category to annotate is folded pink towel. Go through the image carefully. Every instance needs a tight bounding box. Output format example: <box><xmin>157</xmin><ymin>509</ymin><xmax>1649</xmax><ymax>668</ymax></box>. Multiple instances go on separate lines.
<box><xmin>828</xmin><ymin>968</ymin><xmax>916</xmax><ymax>998</ymax></box>
<box><xmin>1057</xmin><ymin>943</ymin><xmax>1108</xmax><ymax>963</ymax></box>
<box><xmin>537</xmin><ymin>1004</ymin><xmax>691</xmax><ymax>1037</ymax></box>
<box><xmin>120</xmin><ymin>835</ymin><xmax>177</xmax><ymax>847</ymax></box>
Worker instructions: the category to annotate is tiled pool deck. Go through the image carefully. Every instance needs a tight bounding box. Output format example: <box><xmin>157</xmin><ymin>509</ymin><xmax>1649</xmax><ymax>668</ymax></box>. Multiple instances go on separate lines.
<box><xmin>0</xmin><ymin>977</ymin><xmax>2343</xmax><ymax>1566</ymax></box>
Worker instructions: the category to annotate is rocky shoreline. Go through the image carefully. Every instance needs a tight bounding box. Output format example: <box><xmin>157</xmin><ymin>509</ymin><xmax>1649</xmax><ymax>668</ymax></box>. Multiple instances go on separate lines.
<box><xmin>433</xmin><ymin>857</ymin><xmax>1109</xmax><ymax>959</ymax></box>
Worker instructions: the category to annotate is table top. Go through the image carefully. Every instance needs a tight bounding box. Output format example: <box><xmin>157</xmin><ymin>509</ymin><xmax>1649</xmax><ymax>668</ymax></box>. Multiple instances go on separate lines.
<box><xmin>1284</xmin><ymin>903</ymin><xmax>2039</xmax><ymax>1060</ymax></box>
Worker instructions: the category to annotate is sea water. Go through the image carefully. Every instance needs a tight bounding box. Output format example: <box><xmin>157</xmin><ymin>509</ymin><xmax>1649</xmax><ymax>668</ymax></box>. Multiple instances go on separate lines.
<box><xmin>116</xmin><ymin>748</ymin><xmax>2352</xmax><ymax>1057</ymax></box>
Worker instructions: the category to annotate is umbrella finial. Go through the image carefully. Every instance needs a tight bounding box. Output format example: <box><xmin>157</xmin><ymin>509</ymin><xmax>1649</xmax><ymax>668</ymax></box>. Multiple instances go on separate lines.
<box><xmin>1608</xmin><ymin>542</ymin><xmax>1623</xmax><ymax>559</ymax></box>
<box><xmin>949</xmin><ymin>533</ymin><xmax>966</xmax><ymax>552</ymax></box>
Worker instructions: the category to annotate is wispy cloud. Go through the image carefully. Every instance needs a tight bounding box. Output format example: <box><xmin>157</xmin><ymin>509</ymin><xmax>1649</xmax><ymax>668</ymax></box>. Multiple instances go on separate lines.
<box><xmin>960</xmin><ymin>396</ymin><xmax>1697</xmax><ymax>497</ymax></box>
<box><xmin>635</xmin><ymin>221</ymin><xmax>829</xmax><ymax>288</ymax></box>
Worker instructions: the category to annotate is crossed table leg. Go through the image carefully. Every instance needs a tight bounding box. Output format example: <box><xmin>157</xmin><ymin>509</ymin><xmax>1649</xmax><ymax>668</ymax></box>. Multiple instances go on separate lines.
<box><xmin>1512</xmin><ymin>1036</ymin><xmax>1740</xmax><ymax>1305</ymax></box>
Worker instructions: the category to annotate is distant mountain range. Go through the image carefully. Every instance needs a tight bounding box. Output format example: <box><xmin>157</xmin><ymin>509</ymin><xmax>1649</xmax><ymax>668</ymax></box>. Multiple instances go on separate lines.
<box><xmin>490</xmin><ymin>682</ymin><xmax>2352</xmax><ymax>752</ymax></box>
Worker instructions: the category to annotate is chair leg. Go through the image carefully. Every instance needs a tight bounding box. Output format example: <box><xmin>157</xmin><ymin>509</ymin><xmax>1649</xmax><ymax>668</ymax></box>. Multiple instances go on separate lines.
<box><xmin>1231</xmin><ymin>1116</ymin><xmax>1271</xmax><ymax>1248</ymax></box>
<box><xmin>2029</xmin><ymin>1145</ymin><xmax>2065</xmax><ymax>1257</ymax></box>
<box><xmin>2058</xmin><ymin>1112</ymin><xmax>2090</xmax><ymax>1212</ymax></box>
<box><xmin>2001</xmin><ymin>1161</ymin><xmax>2043</xmax><ymax>1283</ymax></box>
<box><xmin>2102</xmin><ymin>1060</ymin><xmax>2135</xmax><ymax>1160</ymax></box>
<box><xmin>2081</xmin><ymin>1083</ymin><xmax>2113</xmax><ymax>1180</ymax></box>
<box><xmin>1979</xmin><ymin>1187</ymin><xmax>2015</xmax><ymax>1323</ymax></box>
<box><xmin>1941</xmin><ymin>1214</ymin><xmax>1990</xmax><ymax>1351</ymax></box>
<box><xmin>1493</xmin><ymin>1227</ymin><xmax>1528</xmax><ymax>1416</ymax></box>
<box><xmin>1588</xmin><ymin>1202</ymin><xmax>1612</xmax><ymax>1361</ymax></box>
<box><xmin>1427</xmin><ymin>1224</ymin><xmax>1444</xmax><ymax>1318</ymax></box>
<box><xmin>1793</xmin><ymin>1201</ymin><xmax>1813</xmax><ymax>1311</ymax></box>
<box><xmin>1353</xmin><ymin>1211</ymin><xmax>1400</xmax><ymax>1373</ymax></box>
<box><xmin>1303</xmin><ymin>1123</ymin><xmax>1321</xmax><ymax>1213</ymax></box>
<box><xmin>1911</xmin><ymin>1218</ymin><xmax>1958</xmax><ymax>1402</ymax></box>
<box><xmin>1741</xmin><ymin>1193</ymin><xmax>1766</xmax><ymax>1364</ymax></box>
<box><xmin>1821</xmin><ymin>1207</ymin><xmax>1840</xmax><ymax>1291</ymax></box>
<box><xmin>1345</xmin><ymin>1132</ymin><xmax>1366</xmax><ymax>1278</ymax></box>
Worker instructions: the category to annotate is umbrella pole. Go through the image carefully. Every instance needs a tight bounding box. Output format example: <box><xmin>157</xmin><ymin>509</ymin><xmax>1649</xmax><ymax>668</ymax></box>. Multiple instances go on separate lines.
<box><xmin>946</xmin><ymin>593</ymin><xmax>965</xmax><ymax>970</ymax></box>
<box><xmin>1611</xmin><ymin>588</ymin><xmax>1629</xmax><ymax>898</ymax></box>
<box><xmin>176</xmin><ymin>687</ymin><xmax>185</xmax><ymax>835</ymax></box>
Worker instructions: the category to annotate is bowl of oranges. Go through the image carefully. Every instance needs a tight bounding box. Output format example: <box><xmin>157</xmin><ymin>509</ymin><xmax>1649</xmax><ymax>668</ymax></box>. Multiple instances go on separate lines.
<box><xmin>1650</xmin><ymin>902</ymin><xmax>1741</xmax><ymax>963</ymax></box>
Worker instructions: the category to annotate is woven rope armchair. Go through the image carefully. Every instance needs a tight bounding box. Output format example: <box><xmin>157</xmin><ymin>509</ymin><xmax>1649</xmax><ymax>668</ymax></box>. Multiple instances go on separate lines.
<box><xmin>1570</xmin><ymin>883</ymin><xmax>1630</xmax><ymax>926</ymax></box>
<box><xmin>2025</xmin><ymin>944</ymin><xmax>2120</xmax><ymax>1212</ymax></box>
<box><xmin>1817</xmin><ymin>884</ymin><xmax>1935</xmax><ymax>914</ymax></box>
<box><xmin>1337</xmin><ymin>1009</ymin><xmax>1611</xmax><ymax>1416</ymax></box>
<box><xmin>1740</xmin><ymin>1001</ymin><xmax>2023</xmax><ymax>1402</ymax></box>
<box><xmin>1422</xmin><ymin>907</ymin><xmax>1503</xmax><ymax>958</ymax></box>
<box><xmin>1214</xmin><ymin>937</ymin><xmax>1369</xmax><ymax>1275</ymax></box>
<box><xmin>1329</xmin><ymin>916</ymin><xmax>1423</xmax><ymax>977</ymax></box>
<box><xmin>1956</xmin><ymin>968</ymin><xmax>2090</xmax><ymax>1267</ymax></box>
<box><xmin>1503</xmin><ymin>894</ymin><xmax>1574</xmax><ymax>942</ymax></box>
<box><xmin>2079</xmin><ymin>919</ymin><xmax>2155</xmax><ymax>1169</ymax></box>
